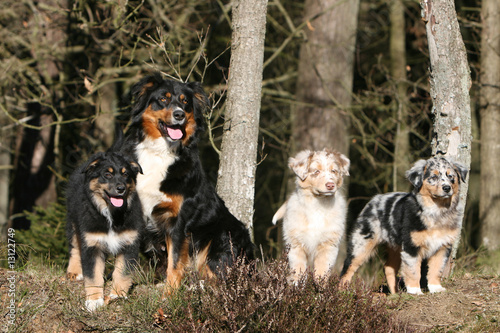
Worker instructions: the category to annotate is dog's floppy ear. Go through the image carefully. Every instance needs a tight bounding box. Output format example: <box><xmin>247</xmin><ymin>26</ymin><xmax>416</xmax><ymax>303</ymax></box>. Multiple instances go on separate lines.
<box><xmin>81</xmin><ymin>154</ymin><xmax>104</xmax><ymax>174</ymax></box>
<box><xmin>188</xmin><ymin>81</ymin><xmax>210</xmax><ymax>111</ymax></box>
<box><xmin>452</xmin><ymin>160</ymin><xmax>468</xmax><ymax>183</ymax></box>
<box><xmin>405</xmin><ymin>159</ymin><xmax>427</xmax><ymax>190</ymax></box>
<box><xmin>131</xmin><ymin>72</ymin><xmax>163</xmax><ymax>99</ymax></box>
<box><xmin>188</xmin><ymin>81</ymin><xmax>210</xmax><ymax>132</ymax></box>
<box><xmin>289</xmin><ymin>150</ymin><xmax>312</xmax><ymax>181</ymax></box>
<box><xmin>337</xmin><ymin>152</ymin><xmax>350</xmax><ymax>177</ymax></box>
<box><xmin>129</xmin><ymin>160</ymin><xmax>143</xmax><ymax>175</ymax></box>
<box><xmin>130</xmin><ymin>72</ymin><xmax>164</xmax><ymax>118</ymax></box>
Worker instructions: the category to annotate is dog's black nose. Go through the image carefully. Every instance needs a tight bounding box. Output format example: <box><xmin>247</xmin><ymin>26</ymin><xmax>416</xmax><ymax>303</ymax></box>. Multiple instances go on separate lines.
<box><xmin>116</xmin><ymin>184</ymin><xmax>126</xmax><ymax>194</ymax></box>
<box><xmin>442</xmin><ymin>185</ymin><xmax>451</xmax><ymax>193</ymax></box>
<box><xmin>173</xmin><ymin>110</ymin><xmax>185</xmax><ymax>121</ymax></box>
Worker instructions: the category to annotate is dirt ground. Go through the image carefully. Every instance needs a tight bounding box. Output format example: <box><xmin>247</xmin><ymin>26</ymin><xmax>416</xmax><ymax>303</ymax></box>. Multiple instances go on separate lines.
<box><xmin>1</xmin><ymin>268</ymin><xmax>499</xmax><ymax>332</ymax></box>
<box><xmin>391</xmin><ymin>273</ymin><xmax>500</xmax><ymax>332</ymax></box>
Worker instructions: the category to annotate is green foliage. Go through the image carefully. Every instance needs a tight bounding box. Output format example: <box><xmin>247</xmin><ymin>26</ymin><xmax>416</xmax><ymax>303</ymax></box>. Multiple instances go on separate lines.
<box><xmin>15</xmin><ymin>202</ymin><xmax>68</xmax><ymax>267</ymax></box>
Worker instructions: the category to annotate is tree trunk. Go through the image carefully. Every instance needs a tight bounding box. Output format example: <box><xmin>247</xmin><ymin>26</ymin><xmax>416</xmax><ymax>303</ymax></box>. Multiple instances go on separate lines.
<box><xmin>0</xmin><ymin>121</ymin><xmax>11</xmax><ymax>240</ymax></box>
<box><xmin>292</xmin><ymin>0</ymin><xmax>360</xmax><ymax>155</ymax></box>
<box><xmin>390</xmin><ymin>0</ymin><xmax>410</xmax><ymax>192</ymax></box>
<box><xmin>479</xmin><ymin>0</ymin><xmax>500</xmax><ymax>251</ymax></box>
<box><xmin>290</xmin><ymin>0</ymin><xmax>359</xmax><ymax>272</ymax></box>
<box><xmin>10</xmin><ymin>0</ymin><xmax>66</xmax><ymax>230</ymax></box>
<box><xmin>217</xmin><ymin>0</ymin><xmax>268</xmax><ymax>235</ymax></box>
<box><xmin>94</xmin><ymin>73</ymin><xmax>117</xmax><ymax>149</ymax></box>
<box><xmin>421</xmin><ymin>0</ymin><xmax>472</xmax><ymax>274</ymax></box>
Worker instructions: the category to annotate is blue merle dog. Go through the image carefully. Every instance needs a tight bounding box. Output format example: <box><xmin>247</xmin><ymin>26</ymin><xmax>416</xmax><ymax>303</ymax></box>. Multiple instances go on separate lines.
<box><xmin>340</xmin><ymin>157</ymin><xmax>467</xmax><ymax>294</ymax></box>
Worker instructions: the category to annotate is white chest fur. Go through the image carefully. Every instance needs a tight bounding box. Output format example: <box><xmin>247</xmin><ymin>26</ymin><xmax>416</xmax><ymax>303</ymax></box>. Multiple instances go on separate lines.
<box><xmin>84</xmin><ymin>230</ymin><xmax>138</xmax><ymax>255</ymax></box>
<box><xmin>135</xmin><ymin>137</ymin><xmax>177</xmax><ymax>227</ymax></box>
<box><xmin>283</xmin><ymin>191</ymin><xmax>347</xmax><ymax>252</ymax></box>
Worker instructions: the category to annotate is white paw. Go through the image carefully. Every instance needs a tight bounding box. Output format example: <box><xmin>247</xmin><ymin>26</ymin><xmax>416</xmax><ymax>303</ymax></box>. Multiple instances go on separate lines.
<box><xmin>428</xmin><ymin>284</ymin><xmax>446</xmax><ymax>293</ymax></box>
<box><xmin>406</xmin><ymin>286</ymin><xmax>423</xmax><ymax>295</ymax></box>
<box><xmin>85</xmin><ymin>298</ymin><xmax>104</xmax><ymax>312</ymax></box>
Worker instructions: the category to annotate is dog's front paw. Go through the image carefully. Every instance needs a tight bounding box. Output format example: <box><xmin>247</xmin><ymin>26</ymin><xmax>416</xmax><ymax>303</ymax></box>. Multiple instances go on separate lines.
<box><xmin>406</xmin><ymin>286</ymin><xmax>423</xmax><ymax>295</ymax></box>
<box><xmin>85</xmin><ymin>298</ymin><xmax>104</xmax><ymax>312</ymax></box>
<box><xmin>67</xmin><ymin>272</ymin><xmax>83</xmax><ymax>281</ymax></box>
<box><xmin>428</xmin><ymin>284</ymin><xmax>446</xmax><ymax>293</ymax></box>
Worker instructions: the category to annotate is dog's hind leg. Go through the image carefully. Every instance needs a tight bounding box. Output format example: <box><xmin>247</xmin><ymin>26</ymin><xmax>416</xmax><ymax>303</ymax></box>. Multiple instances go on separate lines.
<box><xmin>340</xmin><ymin>237</ymin><xmax>378</xmax><ymax>285</ymax></box>
<box><xmin>163</xmin><ymin>236</ymin><xmax>190</xmax><ymax>298</ymax></box>
<box><xmin>384</xmin><ymin>246</ymin><xmax>401</xmax><ymax>294</ymax></box>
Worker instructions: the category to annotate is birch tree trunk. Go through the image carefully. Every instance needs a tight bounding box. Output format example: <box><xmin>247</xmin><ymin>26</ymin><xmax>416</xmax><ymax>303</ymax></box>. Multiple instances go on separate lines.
<box><xmin>217</xmin><ymin>0</ymin><xmax>268</xmax><ymax>235</ymax></box>
<box><xmin>421</xmin><ymin>0</ymin><xmax>472</xmax><ymax>274</ymax></box>
<box><xmin>479</xmin><ymin>0</ymin><xmax>500</xmax><ymax>251</ymax></box>
<box><xmin>292</xmin><ymin>0</ymin><xmax>360</xmax><ymax>155</ymax></box>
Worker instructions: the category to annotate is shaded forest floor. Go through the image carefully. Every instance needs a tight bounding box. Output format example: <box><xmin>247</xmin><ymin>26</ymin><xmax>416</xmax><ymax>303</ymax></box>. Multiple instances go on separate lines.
<box><xmin>0</xmin><ymin>260</ymin><xmax>499</xmax><ymax>332</ymax></box>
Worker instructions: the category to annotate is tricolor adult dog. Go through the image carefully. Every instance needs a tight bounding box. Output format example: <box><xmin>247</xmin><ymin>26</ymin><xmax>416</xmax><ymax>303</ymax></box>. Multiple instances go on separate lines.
<box><xmin>66</xmin><ymin>149</ymin><xmax>143</xmax><ymax>311</ymax></box>
<box><xmin>273</xmin><ymin>149</ymin><xmax>350</xmax><ymax>282</ymax></box>
<box><xmin>340</xmin><ymin>157</ymin><xmax>468</xmax><ymax>294</ymax></box>
<box><xmin>122</xmin><ymin>73</ymin><xmax>255</xmax><ymax>297</ymax></box>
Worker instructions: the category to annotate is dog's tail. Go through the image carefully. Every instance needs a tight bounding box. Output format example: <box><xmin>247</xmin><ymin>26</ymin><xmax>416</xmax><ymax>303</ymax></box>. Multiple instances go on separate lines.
<box><xmin>272</xmin><ymin>202</ymin><xmax>287</xmax><ymax>225</ymax></box>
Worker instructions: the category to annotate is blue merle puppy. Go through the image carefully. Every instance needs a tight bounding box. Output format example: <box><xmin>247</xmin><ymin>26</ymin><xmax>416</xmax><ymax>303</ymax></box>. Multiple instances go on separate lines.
<box><xmin>340</xmin><ymin>157</ymin><xmax>468</xmax><ymax>294</ymax></box>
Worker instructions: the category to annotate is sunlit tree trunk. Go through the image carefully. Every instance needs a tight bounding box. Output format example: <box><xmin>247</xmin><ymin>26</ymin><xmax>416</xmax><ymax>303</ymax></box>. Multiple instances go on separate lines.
<box><xmin>479</xmin><ymin>0</ymin><xmax>500</xmax><ymax>251</ymax></box>
<box><xmin>217</xmin><ymin>0</ymin><xmax>268</xmax><ymax>236</ymax></box>
<box><xmin>421</xmin><ymin>0</ymin><xmax>472</xmax><ymax>274</ymax></box>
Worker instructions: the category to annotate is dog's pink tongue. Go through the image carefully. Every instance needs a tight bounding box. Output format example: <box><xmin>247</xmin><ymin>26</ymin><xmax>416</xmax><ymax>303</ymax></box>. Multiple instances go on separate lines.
<box><xmin>110</xmin><ymin>197</ymin><xmax>124</xmax><ymax>207</ymax></box>
<box><xmin>167</xmin><ymin>127</ymin><xmax>183</xmax><ymax>140</ymax></box>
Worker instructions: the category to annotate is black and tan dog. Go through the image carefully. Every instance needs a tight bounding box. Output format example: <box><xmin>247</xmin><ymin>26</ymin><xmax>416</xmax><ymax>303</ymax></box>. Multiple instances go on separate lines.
<box><xmin>121</xmin><ymin>73</ymin><xmax>255</xmax><ymax>297</ymax></box>
<box><xmin>66</xmin><ymin>149</ymin><xmax>143</xmax><ymax>311</ymax></box>
<box><xmin>340</xmin><ymin>157</ymin><xmax>467</xmax><ymax>294</ymax></box>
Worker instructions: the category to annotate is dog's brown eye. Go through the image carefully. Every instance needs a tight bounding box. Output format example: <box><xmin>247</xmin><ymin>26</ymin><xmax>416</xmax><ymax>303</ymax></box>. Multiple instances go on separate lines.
<box><xmin>159</xmin><ymin>97</ymin><xmax>167</xmax><ymax>103</ymax></box>
<box><xmin>104</xmin><ymin>172</ymin><xmax>113</xmax><ymax>179</ymax></box>
<box><xmin>331</xmin><ymin>170</ymin><xmax>338</xmax><ymax>174</ymax></box>
<box><xmin>182</xmin><ymin>99</ymin><xmax>188</xmax><ymax>104</ymax></box>
<box><xmin>313</xmin><ymin>170</ymin><xmax>320</xmax><ymax>175</ymax></box>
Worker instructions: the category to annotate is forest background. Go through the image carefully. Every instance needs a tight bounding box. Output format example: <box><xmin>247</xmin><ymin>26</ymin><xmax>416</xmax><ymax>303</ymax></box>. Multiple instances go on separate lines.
<box><xmin>0</xmin><ymin>0</ymin><xmax>498</xmax><ymax>272</ymax></box>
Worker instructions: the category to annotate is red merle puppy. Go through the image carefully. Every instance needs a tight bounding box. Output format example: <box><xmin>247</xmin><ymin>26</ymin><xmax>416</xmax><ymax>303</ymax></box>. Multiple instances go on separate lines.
<box><xmin>66</xmin><ymin>149</ymin><xmax>143</xmax><ymax>312</ymax></box>
<box><xmin>122</xmin><ymin>73</ymin><xmax>255</xmax><ymax>297</ymax></box>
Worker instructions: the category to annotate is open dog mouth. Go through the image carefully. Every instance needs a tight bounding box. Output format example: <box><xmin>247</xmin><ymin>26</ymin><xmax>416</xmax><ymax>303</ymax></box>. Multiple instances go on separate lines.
<box><xmin>159</xmin><ymin>120</ymin><xmax>184</xmax><ymax>141</ymax></box>
<box><xmin>105</xmin><ymin>192</ymin><xmax>125</xmax><ymax>208</ymax></box>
